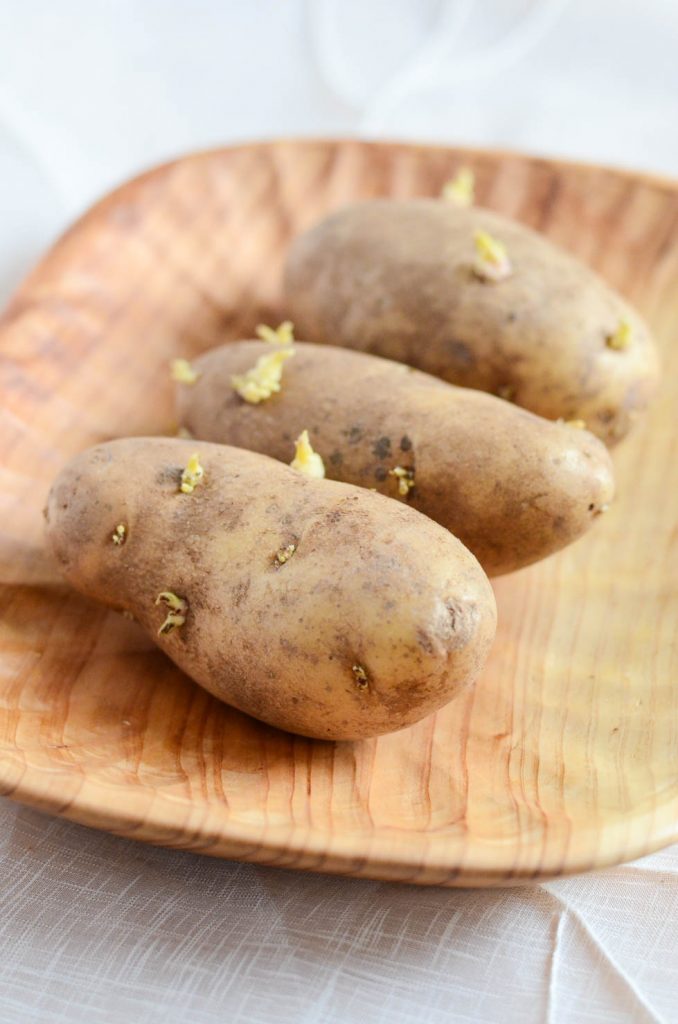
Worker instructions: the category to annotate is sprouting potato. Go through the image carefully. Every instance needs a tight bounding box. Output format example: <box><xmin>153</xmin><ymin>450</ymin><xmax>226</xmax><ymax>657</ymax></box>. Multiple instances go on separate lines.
<box><xmin>284</xmin><ymin>199</ymin><xmax>659</xmax><ymax>445</ymax></box>
<box><xmin>177</xmin><ymin>341</ymin><xmax>615</xmax><ymax>577</ymax></box>
<box><xmin>45</xmin><ymin>438</ymin><xmax>497</xmax><ymax>740</ymax></box>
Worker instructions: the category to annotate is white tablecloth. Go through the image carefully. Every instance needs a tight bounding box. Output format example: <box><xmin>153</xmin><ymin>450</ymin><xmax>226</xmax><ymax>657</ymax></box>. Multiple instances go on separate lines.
<box><xmin>1</xmin><ymin>3</ymin><xmax>677</xmax><ymax>1021</ymax></box>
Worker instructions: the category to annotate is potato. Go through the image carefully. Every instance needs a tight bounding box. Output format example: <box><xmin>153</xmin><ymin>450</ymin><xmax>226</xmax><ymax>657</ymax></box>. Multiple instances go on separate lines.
<box><xmin>44</xmin><ymin>437</ymin><xmax>496</xmax><ymax>740</ymax></box>
<box><xmin>177</xmin><ymin>341</ymin><xmax>615</xmax><ymax>577</ymax></box>
<box><xmin>284</xmin><ymin>199</ymin><xmax>659</xmax><ymax>445</ymax></box>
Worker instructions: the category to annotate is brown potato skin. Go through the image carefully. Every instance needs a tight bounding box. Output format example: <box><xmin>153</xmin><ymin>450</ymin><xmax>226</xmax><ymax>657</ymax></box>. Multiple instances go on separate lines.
<box><xmin>284</xmin><ymin>199</ymin><xmax>659</xmax><ymax>445</ymax></box>
<box><xmin>178</xmin><ymin>341</ymin><xmax>615</xmax><ymax>577</ymax></box>
<box><xmin>44</xmin><ymin>438</ymin><xmax>496</xmax><ymax>740</ymax></box>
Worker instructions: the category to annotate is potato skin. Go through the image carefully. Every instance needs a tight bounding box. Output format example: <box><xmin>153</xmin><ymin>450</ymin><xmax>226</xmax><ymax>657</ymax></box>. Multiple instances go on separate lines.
<box><xmin>284</xmin><ymin>199</ymin><xmax>659</xmax><ymax>445</ymax></box>
<box><xmin>178</xmin><ymin>341</ymin><xmax>615</xmax><ymax>577</ymax></box>
<box><xmin>44</xmin><ymin>438</ymin><xmax>496</xmax><ymax>740</ymax></box>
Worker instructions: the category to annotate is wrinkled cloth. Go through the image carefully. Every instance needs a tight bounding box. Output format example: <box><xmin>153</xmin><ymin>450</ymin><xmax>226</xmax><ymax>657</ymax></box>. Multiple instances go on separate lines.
<box><xmin>1</xmin><ymin>802</ymin><xmax>677</xmax><ymax>1024</ymax></box>
<box><xmin>0</xmin><ymin>2</ymin><xmax>677</xmax><ymax>1022</ymax></box>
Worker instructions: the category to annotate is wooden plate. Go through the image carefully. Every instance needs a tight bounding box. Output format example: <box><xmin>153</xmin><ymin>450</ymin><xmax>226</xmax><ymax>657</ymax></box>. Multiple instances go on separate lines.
<box><xmin>1</xmin><ymin>140</ymin><xmax>676</xmax><ymax>886</ymax></box>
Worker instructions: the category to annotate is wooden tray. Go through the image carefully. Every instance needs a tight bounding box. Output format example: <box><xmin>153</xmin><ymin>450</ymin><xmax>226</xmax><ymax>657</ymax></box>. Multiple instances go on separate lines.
<box><xmin>1</xmin><ymin>140</ymin><xmax>676</xmax><ymax>886</ymax></box>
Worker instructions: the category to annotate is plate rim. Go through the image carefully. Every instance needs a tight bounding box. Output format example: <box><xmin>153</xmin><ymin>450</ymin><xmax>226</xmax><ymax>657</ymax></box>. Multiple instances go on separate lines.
<box><xmin>1</xmin><ymin>745</ymin><xmax>677</xmax><ymax>884</ymax></box>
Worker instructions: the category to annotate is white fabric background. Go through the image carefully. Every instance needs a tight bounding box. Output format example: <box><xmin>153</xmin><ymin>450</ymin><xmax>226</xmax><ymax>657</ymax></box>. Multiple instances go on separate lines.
<box><xmin>0</xmin><ymin>2</ymin><xmax>677</xmax><ymax>1021</ymax></box>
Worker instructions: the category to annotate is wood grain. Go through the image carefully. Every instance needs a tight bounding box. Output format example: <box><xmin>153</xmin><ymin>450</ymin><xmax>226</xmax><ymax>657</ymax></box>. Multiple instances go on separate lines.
<box><xmin>0</xmin><ymin>140</ymin><xmax>677</xmax><ymax>886</ymax></box>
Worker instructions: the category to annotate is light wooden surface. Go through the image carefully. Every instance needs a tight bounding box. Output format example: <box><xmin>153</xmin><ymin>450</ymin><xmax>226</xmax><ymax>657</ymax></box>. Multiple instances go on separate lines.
<box><xmin>0</xmin><ymin>140</ymin><xmax>676</xmax><ymax>886</ymax></box>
